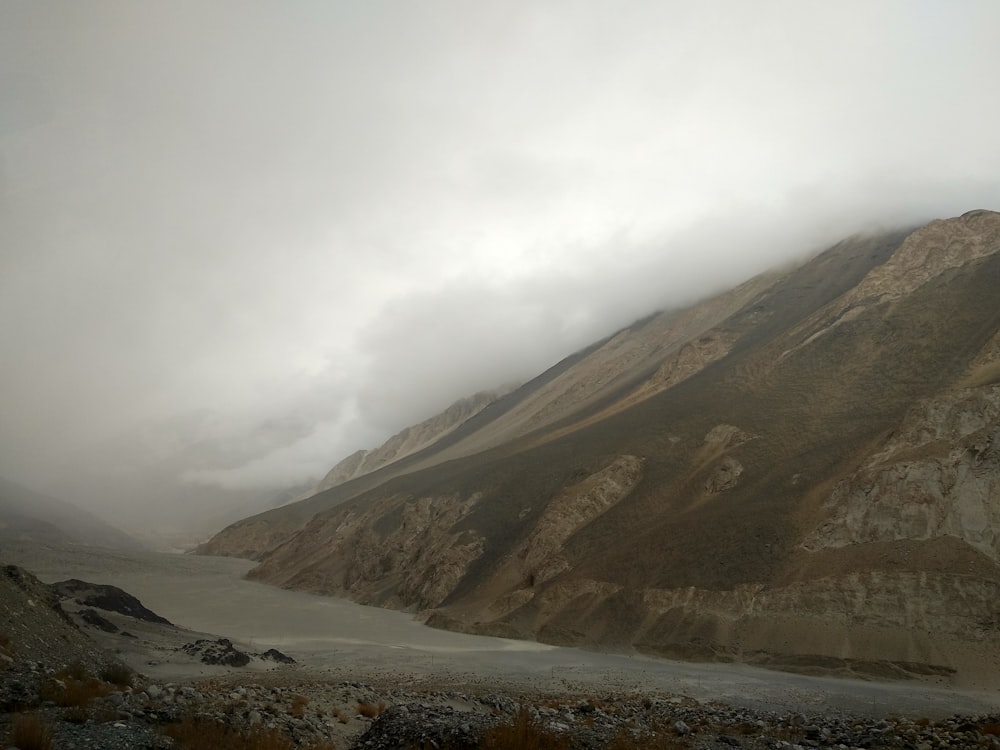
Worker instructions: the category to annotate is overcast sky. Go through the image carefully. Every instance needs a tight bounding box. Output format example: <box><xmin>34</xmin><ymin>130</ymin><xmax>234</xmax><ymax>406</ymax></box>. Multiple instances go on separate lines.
<box><xmin>2</xmin><ymin>1</ymin><xmax>999</xmax><ymax>529</ymax></box>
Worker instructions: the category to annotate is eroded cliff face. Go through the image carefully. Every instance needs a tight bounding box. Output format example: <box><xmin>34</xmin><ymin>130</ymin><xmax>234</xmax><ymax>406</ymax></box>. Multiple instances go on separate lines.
<box><xmin>250</xmin><ymin>491</ymin><xmax>486</xmax><ymax>610</ymax></box>
<box><xmin>515</xmin><ymin>455</ymin><xmax>644</xmax><ymax>586</ymax></box>
<box><xmin>807</xmin><ymin>386</ymin><xmax>1000</xmax><ymax>559</ymax></box>
<box><xmin>844</xmin><ymin>209</ymin><xmax>1000</xmax><ymax>306</ymax></box>
<box><xmin>784</xmin><ymin>210</ymin><xmax>1000</xmax><ymax>358</ymax></box>
<box><xmin>251</xmin><ymin>455</ymin><xmax>645</xmax><ymax>612</ymax></box>
<box><xmin>634</xmin><ymin>569</ymin><xmax>1000</xmax><ymax>678</ymax></box>
<box><xmin>208</xmin><ymin>211</ymin><xmax>1000</xmax><ymax>685</ymax></box>
<box><xmin>196</xmin><ymin>517</ymin><xmax>303</xmax><ymax>560</ymax></box>
<box><xmin>499</xmin><ymin>565</ymin><xmax>1000</xmax><ymax>654</ymax></box>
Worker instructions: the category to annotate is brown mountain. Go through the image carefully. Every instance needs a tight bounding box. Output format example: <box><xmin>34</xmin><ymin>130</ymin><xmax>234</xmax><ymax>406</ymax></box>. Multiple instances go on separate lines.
<box><xmin>202</xmin><ymin>210</ymin><xmax>1000</xmax><ymax>684</ymax></box>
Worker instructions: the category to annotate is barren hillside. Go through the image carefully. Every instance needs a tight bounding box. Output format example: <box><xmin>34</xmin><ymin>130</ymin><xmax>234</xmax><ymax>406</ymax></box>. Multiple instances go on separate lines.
<box><xmin>203</xmin><ymin>210</ymin><xmax>1000</xmax><ymax>682</ymax></box>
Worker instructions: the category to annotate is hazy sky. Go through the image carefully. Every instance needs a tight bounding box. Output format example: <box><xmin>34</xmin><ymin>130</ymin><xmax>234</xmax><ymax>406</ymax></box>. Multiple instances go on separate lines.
<box><xmin>2</xmin><ymin>1</ymin><xmax>999</xmax><ymax>528</ymax></box>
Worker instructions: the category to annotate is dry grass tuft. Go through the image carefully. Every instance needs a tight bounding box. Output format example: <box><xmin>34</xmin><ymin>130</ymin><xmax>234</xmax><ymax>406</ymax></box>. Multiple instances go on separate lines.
<box><xmin>357</xmin><ymin>700</ymin><xmax>386</xmax><ymax>718</ymax></box>
<box><xmin>99</xmin><ymin>662</ymin><xmax>135</xmax><ymax>688</ymax></box>
<box><xmin>478</xmin><ymin>708</ymin><xmax>570</xmax><ymax>750</ymax></box>
<box><xmin>62</xmin><ymin>660</ymin><xmax>89</xmax><ymax>681</ymax></box>
<box><xmin>980</xmin><ymin>722</ymin><xmax>1000</xmax><ymax>736</ymax></box>
<box><xmin>605</xmin><ymin>728</ymin><xmax>686</xmax><ymax>749</ymax></box>
<box><xmin>7</xmin><ymin>712</ymin><xmax>54</xmax><ymax>750</ymax></box>
<box><xmin>162</xmin><ymin>717</ymin><xmax>296</xmax><ymax>750</ymax></box>
<box><xmin>39</xmin><ymin>666</ymin><xmax>112</xmax><ymax>709</ymax></box>
<box><xmin>289</xmin><ymin>694</ymin><xmax>310</xmax><ymax>718</ymax></box>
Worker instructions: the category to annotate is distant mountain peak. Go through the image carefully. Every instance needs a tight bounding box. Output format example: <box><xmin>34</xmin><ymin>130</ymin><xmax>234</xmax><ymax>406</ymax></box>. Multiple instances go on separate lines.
<box><xmin>311</xmin><ymin>386</ymin><xmax>519</xmax><ymax>495</ymax></box>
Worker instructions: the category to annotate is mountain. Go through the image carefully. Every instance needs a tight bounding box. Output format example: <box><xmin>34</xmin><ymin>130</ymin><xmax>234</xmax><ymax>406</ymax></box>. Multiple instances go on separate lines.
<box><xmin>202</xmin><ymin>210</ymin><xmax>1000</xmax><ymax>683</ymax></box>
<box><xmin>0</xmin><ymin>476</ymin><xmax>142</xmax><ymax>550</ymax></box>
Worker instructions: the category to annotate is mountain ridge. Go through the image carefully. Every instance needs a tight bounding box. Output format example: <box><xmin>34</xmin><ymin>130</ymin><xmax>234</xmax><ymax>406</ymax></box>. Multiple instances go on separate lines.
<box><xmin>312</xmin><ymin>386</ymin><xmax>517</xmax><ymax>495</ymax></box>
<box><xmin>202</xmin><ymin>210</ymin><xmax>1000</xmax><ymax>684</ymax></box>
<box><xmin>0</xmin><ymin>476</ymin><xmax>143</xmax><ymax>551</ymax></box>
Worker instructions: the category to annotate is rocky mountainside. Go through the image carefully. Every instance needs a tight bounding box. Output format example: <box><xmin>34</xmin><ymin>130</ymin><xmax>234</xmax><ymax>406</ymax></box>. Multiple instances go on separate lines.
<box><xmin>0</xmin><ymin>476</ymin><xmax>142</xmax><ymax>550</ymax></box>
<box><xmin>203</xmin><ymin>210</ymin><xmax>1000</xmax><ymax>684</ymax></box>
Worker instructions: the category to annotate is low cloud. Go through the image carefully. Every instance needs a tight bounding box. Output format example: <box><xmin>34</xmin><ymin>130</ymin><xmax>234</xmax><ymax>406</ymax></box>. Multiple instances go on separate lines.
<box><xmin>1</xmin><ymin>2</ymin><xmax>998</xmax><ymax>537</ymax></box>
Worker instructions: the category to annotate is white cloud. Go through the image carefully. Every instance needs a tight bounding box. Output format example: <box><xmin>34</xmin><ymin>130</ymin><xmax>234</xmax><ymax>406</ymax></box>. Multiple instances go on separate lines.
<box><xmin>1</xmin><ymin>1</ymin><xmax>999</xmax><ymax>526</ymax></box>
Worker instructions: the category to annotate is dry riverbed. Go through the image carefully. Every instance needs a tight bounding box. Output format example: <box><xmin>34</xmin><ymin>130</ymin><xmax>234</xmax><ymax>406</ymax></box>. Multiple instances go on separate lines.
<box><xmin>3</xmin><ymin>541</ymin><xmax>1000</xmax><ymax>748</ymax></box>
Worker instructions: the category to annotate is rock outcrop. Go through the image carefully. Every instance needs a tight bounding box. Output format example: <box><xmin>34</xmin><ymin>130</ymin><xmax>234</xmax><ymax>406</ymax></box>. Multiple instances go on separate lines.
<box><xmin>50</xmin><ymin>579</ymin><xmax>173</xmax><ymax>626</ymax></box>
<box><xmin>250</xmin><ymin>491</ymin><xmax>488</xmax><ymax>610</ymax></box>
<box><xmin>807</xmin><ymin>385</ymin><xmax>1000</xmax><ymax>559</ymax></box>
<box><xmin>516</xmin><ymin>455</ymin><xmax>644</xmax><ymax>586</ymax></box>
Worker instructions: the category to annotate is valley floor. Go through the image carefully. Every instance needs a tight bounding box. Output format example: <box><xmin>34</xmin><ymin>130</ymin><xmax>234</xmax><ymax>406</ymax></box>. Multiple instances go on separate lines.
<box><xmin>3</xmin><ymin>541</ymin><xmax>997</xmax><ymax>725</ymax></box>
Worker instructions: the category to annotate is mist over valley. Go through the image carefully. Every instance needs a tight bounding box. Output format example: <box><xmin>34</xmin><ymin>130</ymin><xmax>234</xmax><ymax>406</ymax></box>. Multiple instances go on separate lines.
<box><xmin>3</xmin><ymin>2</ymin><xmax>1000</xmax><ymax>747</ymax></box>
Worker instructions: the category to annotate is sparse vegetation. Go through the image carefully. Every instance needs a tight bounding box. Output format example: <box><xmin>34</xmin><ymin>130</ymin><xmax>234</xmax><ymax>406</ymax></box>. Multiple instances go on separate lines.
<box><xmin>36</xmin><ymin>661</ymin><xmax>120</xmax><ymax>723</ymax></box>
<box><xmin>605</xmin><ymin>728</ymin><xmax>686</xmax><ymax>749</ymax></box>
<box><xmin>99</xmin><ymin>661</ymin><xmax>136</xmax><ymax>688</ymax></box>
<box><xmin>981</xmin><ymin>722</ymin><xmax>1000</xmax><ymax>736</ymax></box>
<box><xmin>161</xmin><ymin>716</ymin><xmax>337</xmax><ymax>750</ymax></box>
<box><xmin>478</xmin><ymin>709</ymin><xmax>571</xmax><ymax>750</ymax></box>
<box><xmin>6</xmin><ymin>712</ymin><xmax>54</xmax><ymax>750</ymax></box>
<box><xmin>357</xmin><ymin>700</ymin><xmax>386</xmax><ymax>718</ymax></box>
<box><xmin>162</xmin><ymin>717</ymin><xmax>295</xmax><ymax>750</ymax></box>
<box><xmin>39</xmin><ymin>666</ymin><xmax>113</xmax><ymax>709</ymax></box>
<box><xmin>289</xmin><ymin>693</ymin><xmax>310</xmax><ymax>717</ymax></box>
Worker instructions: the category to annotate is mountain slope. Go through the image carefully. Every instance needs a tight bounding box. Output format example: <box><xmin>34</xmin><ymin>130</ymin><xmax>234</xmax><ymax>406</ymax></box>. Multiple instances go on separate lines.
<box><xmin>0</xmin><ymin>476</ymin><xmax>142</xmax><ymax>550</ymax></box>
<box><xmin>313</xmin><ymin>387</ymin><xmax>516</xmax><ymax>494</ymax></box>
<box><xmin>205</xmin><ymin>210</ymin><xmax>1000</xmax><ymax>683</ymax></box>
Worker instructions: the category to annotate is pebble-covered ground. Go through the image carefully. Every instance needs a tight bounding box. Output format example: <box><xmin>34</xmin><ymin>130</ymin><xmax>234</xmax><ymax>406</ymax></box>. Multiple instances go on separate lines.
<box><xmin>3</xmin><ymin>553</ymin><xmax>999</xmax><ymax>749</ymax></box>
<box><xmin>5</xmin><ymin>668</ymin><xmax>1000</xmax><ymax>749</ymax></box>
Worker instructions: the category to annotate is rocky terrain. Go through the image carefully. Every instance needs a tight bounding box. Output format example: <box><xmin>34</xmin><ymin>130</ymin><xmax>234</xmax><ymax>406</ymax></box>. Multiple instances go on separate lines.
<box><xmin>201</xmin><ymin>210</ymin><xmax>1000</xmax><ymax>686</ymax></box>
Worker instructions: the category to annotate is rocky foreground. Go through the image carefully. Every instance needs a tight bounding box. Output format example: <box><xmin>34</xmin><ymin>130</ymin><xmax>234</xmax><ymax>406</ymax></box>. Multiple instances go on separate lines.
<box><xmin>4</xmin><ymin>669</ymin><xmax>1000</xmax><ymax>749</ymax></box>
<box><xmin>4</xmin><ymin>561</ymin><xmax>1000</xmax><ymax>749</ymax></box>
